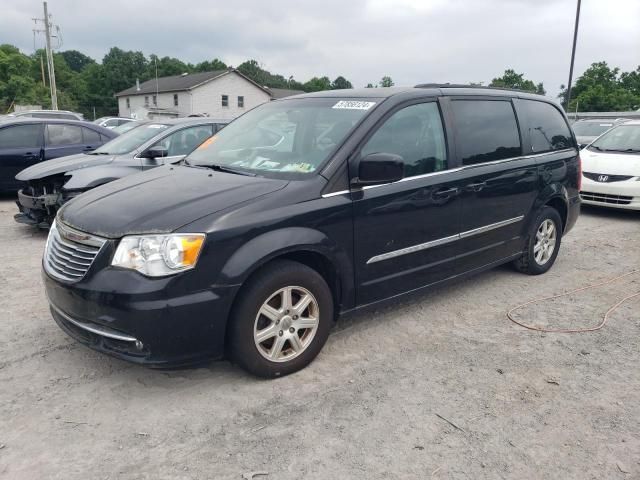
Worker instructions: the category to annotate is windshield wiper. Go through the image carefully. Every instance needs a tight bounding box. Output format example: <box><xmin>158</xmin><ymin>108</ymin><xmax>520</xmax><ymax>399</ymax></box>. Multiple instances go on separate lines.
<box><xmin>600</xmin><ymin>148</ymin><xmax>640</xmax><ymax>153</ymax></box>
<box><xmin>206</xmin><ymin>164</ymin><xmax>256</xmax><ymax>176</ymax></box>
<box><xmin>85</xmin><ymin>151</ymin><xmax>110</xmax><ymax>155</ymax></box>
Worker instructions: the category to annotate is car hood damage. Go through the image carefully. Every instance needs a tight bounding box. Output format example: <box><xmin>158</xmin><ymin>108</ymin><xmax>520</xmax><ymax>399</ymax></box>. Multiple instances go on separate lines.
<box><xmin>58</xmin><ymin>165</ymin><xmax>288</xmax><ymax>238</ymax></box>
<box><xmin>15</xmin><ymin>153</ymin><xmax>117</xmax><ymax>181</ymax></box>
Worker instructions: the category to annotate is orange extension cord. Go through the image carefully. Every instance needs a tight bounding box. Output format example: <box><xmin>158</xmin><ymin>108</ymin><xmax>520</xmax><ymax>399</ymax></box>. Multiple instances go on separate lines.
<box><xmin>507</xmin><ymin>269</ymin><xmax>640</xmax><ymax>333</ymax></box>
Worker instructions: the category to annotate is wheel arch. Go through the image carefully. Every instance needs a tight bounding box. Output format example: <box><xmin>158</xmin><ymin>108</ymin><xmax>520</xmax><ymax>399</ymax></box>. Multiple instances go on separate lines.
<box><xmin>535</xmin><ymin>183</ymin><xmax>569</xmax><ymax>232</ymax></box>
<box><xmin>219</xmin><ymin>227</ymin><xmax>354</xmax><ymax>321</ymax></box>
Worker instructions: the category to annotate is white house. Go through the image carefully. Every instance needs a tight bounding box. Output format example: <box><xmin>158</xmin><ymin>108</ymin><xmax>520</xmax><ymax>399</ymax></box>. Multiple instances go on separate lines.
<box><xmin>115</xmin><ymin>68</ymin><xmax>303</xmax><ymax>120</ymax></box>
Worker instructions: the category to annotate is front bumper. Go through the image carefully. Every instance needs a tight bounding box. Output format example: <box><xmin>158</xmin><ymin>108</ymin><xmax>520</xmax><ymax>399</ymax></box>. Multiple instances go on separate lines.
<box><xmin>43</xmin><ymin>264</ymin><xmax>239</xmax><ymax>367</ymax></box>
<box><xmin>580</xmin><ymin>177</ymin><xmax>640</xmax><ymax>211</ymax></box>
<box><xmin>15</xmin><ymin>189</ymin><xmax>59</xmax><ymax>226</ymax></box>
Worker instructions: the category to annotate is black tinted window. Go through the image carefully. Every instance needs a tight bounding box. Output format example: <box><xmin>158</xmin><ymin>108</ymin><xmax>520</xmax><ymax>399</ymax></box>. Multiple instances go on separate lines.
<box><xmin>0</xmin><ymin>124</ymin><xmax>43</xmax><ymax>148</ymax></box>
<box><xmin>46</xmin><ymin>124</ymin><xmax>83</xmax><ymax>146</ymax></box>
<box><xmin>451</xmin><ymin>100</ymin><xmax>521</xmax><ymax>165</ymax></box>
<box><xmin>520</xmin><ymin>100</ymin><xmax>573</xmax><ymax>153</ymax></box>
<box><xmin>361</xmin><ymin>102</ymin><xmax>447</xmax><ymax>177</ymax></box>
<box><xmin>82</xmin><ymin>127</ymin><xmax>101</xmax><ymax>143</ymax></box>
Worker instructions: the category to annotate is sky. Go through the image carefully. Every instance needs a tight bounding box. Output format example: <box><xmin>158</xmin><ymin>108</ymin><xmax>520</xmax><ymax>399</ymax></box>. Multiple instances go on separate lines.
<box><xmin>2</xmin><ymin>0</ymin><xmax>639</xmax><ymax>97</ymax></box>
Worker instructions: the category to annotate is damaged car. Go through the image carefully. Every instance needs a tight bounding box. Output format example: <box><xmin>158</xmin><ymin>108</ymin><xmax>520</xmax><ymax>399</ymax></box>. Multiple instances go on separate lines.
<box><xmin>14</xmin><ymin>117</ymin><xmax>228</xmax><ymax>227</ymax></box>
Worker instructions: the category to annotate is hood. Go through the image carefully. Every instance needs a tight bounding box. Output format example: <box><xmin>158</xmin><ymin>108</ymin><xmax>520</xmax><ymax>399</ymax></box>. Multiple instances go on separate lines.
<box><xmin>58</xmin><ymin>165</ymin><xmax>288</xmax><ymax>238</ymax></box>
<box><xmin>15</xmin><ymin>153</ymin><xmax>116</xmax><ymax>181</ymax></box>
<box><xmin>581</xmin><ymin>148</ymin><xmax>640</xmax><ymax>177</ymax></box>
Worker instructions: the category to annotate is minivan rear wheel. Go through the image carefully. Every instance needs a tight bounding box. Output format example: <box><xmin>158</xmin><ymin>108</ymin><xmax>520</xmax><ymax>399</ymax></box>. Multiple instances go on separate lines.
<box><xmin>513</xmin><ymin>206</ymin><xmax>563</xmax><ymax>275</ymax></box>
<box><xmin>228</xmin><ymin>260</ymin><xmax>333</xmax><ymax>378</ymax></box>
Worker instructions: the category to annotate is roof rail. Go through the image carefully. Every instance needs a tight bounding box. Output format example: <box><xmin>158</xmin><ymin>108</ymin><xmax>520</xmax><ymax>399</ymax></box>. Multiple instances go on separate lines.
<box><xmin>414</xmin><ymin>83</ymin><xmax>472</xmax><ymax>88</ymax></box>
<box><xmin>414</xmin><ymin>83</ymin><xmax>542</xmax><ymax>95</ymax></box>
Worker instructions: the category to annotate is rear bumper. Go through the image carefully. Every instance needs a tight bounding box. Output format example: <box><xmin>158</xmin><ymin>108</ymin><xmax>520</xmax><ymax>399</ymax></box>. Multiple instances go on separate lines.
<box><xmin>564</xmin><ymin>194</ymin><xmax>581</xmax><ymax>234</ymax></box>
<box><xmin>43</xmin><ymin>265</ymin><xmax>239</xmax><ymax>367</ymax></box>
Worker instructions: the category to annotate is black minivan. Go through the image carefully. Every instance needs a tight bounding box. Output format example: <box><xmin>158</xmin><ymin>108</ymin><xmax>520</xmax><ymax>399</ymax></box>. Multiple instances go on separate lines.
<box><xmin>43</xmin><ymin>86</ymin><xmax>580</xmax><ymax>377</ymax></box>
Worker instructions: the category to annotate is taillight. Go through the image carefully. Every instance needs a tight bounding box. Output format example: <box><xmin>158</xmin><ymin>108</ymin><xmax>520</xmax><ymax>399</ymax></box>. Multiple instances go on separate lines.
<box><xmin>577</xmin><ymin>153</ymin><xmax>582</xmax><ymax>191</ymax></box>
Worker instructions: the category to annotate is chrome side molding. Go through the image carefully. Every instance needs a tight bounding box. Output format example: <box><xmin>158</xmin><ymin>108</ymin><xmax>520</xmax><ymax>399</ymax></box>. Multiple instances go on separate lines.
<box><xmin>367</xmin><ymin>215</ymin><xmax>524</xmax><ymax>264</ymax></box>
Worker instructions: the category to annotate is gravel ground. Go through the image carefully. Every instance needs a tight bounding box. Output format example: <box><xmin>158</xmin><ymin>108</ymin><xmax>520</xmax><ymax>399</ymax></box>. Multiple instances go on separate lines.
<box><xmin>0</xmin><ymin>198</ymin><xmax>639</xmax><ymax>480</ymax></box>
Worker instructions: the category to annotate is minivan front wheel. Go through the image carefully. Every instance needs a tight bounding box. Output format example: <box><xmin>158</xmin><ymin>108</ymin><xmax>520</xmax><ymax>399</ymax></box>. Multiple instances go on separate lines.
<box><xmin>513</xmin><ymin>206</ymin><xmax>563</xmax><ymax>275</ymax></box>
<box><xmin>228</xmin><ymin>260</ymin><xmax>333</xmax><ymax>378</ymax></box>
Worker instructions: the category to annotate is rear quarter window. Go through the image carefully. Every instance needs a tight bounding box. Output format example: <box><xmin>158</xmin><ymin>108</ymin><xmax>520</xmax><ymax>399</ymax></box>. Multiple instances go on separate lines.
<box><xmin>450</xmin><ymin>99</ymin><xmax>521</xmax><ymax>165</ymax></box>
<box><xmin>519</xmin><ymin>100</ymin><xmax>573</xmax><ymax>153</ymax></box>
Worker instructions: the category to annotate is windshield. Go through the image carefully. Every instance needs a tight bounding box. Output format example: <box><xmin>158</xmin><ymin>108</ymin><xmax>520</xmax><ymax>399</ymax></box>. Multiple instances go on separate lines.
<box><xmin>112</xmin><ymin>121</ymin><xmax>140</xmax><ymax>134</ymax></box>
<box><xmin>590</xmin><ymin>124</ymin><xmax>640</xmax><ymax>153</ymax></box>
<box><xmin>184</xmin><ymin>97</ymin><xmax>377</xmax><ymax>177</ymax></box>
<box><xmin>572</xmin><ymin>121</ymin><xmax>613</xmax><ymax>136</ymax></box>
<box><xmin>93</xmin><ymin>123</ymin><xmax>169</xmax><ymax>155</ymax></box>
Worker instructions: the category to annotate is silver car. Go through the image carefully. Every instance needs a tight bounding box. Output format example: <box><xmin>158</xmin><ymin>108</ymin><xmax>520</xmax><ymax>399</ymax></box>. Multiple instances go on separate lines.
<box><xmin>15</xmin><ymin>117</ymin><xmax>228</xmax><ymax>227</ymax></box>
<box><xmin>572</xmin><ymin>118</ymin><xmax>628</xmax><ymax>148</ymax></box>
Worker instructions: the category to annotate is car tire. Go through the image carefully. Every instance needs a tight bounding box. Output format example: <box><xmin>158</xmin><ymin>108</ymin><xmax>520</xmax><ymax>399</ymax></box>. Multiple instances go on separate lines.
<box><xmin>513</xmin><ymin>206</ymin><xmax>563</xmax><ymax>275</ymax></box>
<box><xmin>228</xmin><ymin>260</ymin><xmax>334</xmax><ymax>378</ymax></box>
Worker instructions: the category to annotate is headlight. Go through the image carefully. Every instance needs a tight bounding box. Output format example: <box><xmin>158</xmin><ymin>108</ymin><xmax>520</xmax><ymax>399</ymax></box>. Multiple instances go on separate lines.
<box><xmin>112</xmin><ymin>233</ymin><xmax>205</xmax><ymax>277</ymax></box>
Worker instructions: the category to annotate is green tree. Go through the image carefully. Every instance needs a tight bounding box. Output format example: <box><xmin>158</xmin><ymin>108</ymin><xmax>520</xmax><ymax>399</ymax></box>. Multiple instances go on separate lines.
<box><xmin>489</xmin><ymin>69</ymin><xmax>544</xmax><ymax>94</ymax></box>
<box><xmin>303</xmin><ymin>76</ymin><xmax>332</xmax><ymax>92</ymax></box>
<box><xmin>331</xmin><ymin>76</ymin><xmax>353</xmax><ymax>90</ymax></box>
<box><xmin>559</xmin><ymin>62</ymin><xmax>640</xmax><ymax>111</ymax></box>
<box><xmin>147</xmin><ymin>55</ymin><xmax>191</xmax><ymax>78</ymax></box>
<box><xmin>60</xmin><ymin>50</ymin><xmax>95</xmax><ymax>72</ymax></box>
<box><xmin>365</xmin><ymin>83</ymin><xmax>376</xmax><ymax>88</ymax></box>
<box><xmin>194</xmin><ymin>58</ymin><xmax>227</xmax><ymax>72</ymax></box>
<box><xmin>379</xmin><ymin>76</ymin><xmax>394</xmax><ymax>87</ymax></box>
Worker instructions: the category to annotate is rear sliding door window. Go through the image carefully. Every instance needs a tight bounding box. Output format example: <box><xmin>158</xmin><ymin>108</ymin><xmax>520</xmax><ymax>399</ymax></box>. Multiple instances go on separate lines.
<box><xmin>519</xmin><ymin>100</ymin><xmax>573</xmax><ymax>153</ymax></box>
<box><xmin>451</xmin><ymin>100</ymin><xmax>521</xmax><ymax>165</ymax></box>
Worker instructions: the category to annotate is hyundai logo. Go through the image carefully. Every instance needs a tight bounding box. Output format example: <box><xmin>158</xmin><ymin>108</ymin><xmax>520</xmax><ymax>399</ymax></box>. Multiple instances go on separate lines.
<box><xmin>597</xmin><ymin>175</ymin><xmax>609</xmax><ymax>182</ymax></box>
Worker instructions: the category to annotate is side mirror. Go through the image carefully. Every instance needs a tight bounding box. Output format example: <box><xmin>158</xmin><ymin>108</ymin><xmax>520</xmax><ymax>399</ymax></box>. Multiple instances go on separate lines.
<box><xmin>142</xmin><ymin>146</ymin><xmax>168</xmax><ymax>159</ymax></box>
<box><xmin>354</xmin><ymin>153</ymin><xmax>404</xmax><ymax>186</ymax></box>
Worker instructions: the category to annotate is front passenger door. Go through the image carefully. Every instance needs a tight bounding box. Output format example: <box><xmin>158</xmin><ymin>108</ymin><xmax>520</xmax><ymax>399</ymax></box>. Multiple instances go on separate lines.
<box><xmin>352</xmin><ymin>100</ymin><xmax>462</xmax><ymax>306</ymax></box>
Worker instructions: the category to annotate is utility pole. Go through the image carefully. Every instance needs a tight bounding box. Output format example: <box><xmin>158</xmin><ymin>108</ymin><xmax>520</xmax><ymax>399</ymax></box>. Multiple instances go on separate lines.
<box><xmin>43</xmin><ymin>2</ymin><xmax>58</xmax><ymax>110</ymax></box>
<box><xmin>565</xmin><ymin>0</ymin><xmax>581</xmax><ymax>111</ymax></box>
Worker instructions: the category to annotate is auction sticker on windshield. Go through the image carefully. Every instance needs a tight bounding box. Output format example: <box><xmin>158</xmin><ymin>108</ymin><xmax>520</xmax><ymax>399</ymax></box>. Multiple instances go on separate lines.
<box><xmin>332</xmin><ymin>101</ymin><xmax>376</xmax><ymax>110</ymax></box>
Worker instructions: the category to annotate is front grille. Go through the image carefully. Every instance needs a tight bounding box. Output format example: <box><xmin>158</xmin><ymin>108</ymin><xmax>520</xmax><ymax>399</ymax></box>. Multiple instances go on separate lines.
<box><xmin>44</xmin><ymin>221</ymin><xmax>106</xmax><ymax>282</ymax></box>
<box><xmin>580</xmin><ymin>191</ymin><xmax>633</xmax><ymax>205</ymax></box>
<box><xmin>583</xmin><ymin>172</ymin><xmax>634</xmax><ymax>183</ymax></box>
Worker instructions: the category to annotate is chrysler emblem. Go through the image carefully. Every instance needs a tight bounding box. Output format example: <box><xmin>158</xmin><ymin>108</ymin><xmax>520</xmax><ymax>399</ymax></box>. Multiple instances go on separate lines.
<box><xmin>597</xmin><ymin>175</ymin><xmax>609</xmax><ymax>182</ymax></box>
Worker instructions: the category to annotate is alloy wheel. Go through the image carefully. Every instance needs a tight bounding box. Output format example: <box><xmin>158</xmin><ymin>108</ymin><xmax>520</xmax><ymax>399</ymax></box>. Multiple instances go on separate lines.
<box><xmin>533</xmin><ymin>219</ymin><xmax>557</xmax><ymax>265</ymax></box>
<box><xmin>253</xmin><ymin>286</ymin><xmax>320</xmax><ymax>362</ymax></box>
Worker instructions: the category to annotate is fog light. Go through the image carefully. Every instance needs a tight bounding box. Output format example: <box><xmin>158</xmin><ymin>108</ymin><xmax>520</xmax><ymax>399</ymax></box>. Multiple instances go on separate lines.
<box><xmin>135</xmin><ymin>340</ymin><xmax>144</xmax><ymax>351</ymax></box>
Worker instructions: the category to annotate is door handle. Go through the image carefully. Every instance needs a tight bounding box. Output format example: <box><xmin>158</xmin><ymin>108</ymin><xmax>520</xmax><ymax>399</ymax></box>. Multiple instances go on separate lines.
<box><xmin>23</xmin><ymin>152</ymin><xmax>38</xmax><ymax>160</ymax></box>
<box><xmin>432</xmin><ymin>187</ymin><xmax>459</xmax><ymax>199</ymax></box>
<box><xmin>465</xmin><ymin>181</ymin><xmax>486</xmax><ymax>192</ymax></box>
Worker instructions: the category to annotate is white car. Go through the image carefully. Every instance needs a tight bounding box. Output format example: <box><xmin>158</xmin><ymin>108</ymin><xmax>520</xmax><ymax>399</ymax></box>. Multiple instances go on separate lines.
<box><xmin>93</xmin><ymin>117</ymin><xmax>135</xmax><ymax>129</ymax></box>
<box><xmin>580</xmin><ymin>120</ymin><xmax>640</xmax><ymax>210</ymax></box>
